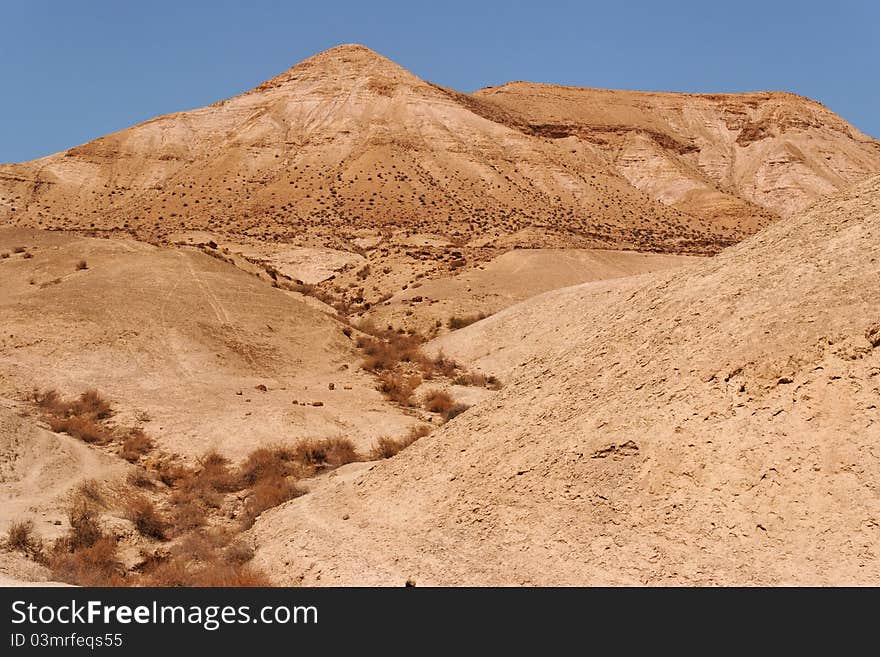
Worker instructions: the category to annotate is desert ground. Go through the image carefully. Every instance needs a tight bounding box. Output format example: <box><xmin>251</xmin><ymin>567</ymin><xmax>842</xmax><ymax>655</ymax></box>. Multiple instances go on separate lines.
<box><xmin>1</xmin><ymin>45</ymin><xmax>878</xmax><ymax>586</ymax></box>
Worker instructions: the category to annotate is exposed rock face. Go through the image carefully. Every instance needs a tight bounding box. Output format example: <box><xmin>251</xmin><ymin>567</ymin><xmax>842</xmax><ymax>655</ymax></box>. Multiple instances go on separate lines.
<box><xmin>474</xmin><ymin>83</ymin><xmax>880</xmax><ymax>222</ymax></box>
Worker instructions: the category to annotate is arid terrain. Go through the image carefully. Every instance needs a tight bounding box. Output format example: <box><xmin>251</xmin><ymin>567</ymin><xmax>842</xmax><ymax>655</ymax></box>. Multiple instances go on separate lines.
<box><xmin>1</xmin><ymin>45</ymin><xmax>878</xmax><ymax>586</ymax></box>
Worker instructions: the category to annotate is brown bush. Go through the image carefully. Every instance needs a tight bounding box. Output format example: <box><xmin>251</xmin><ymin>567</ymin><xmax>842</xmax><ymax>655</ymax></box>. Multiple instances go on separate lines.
<box><xmin>49</xmin><ymin>535</ymin><xmax>124</xmax><ymax>586</ymax></box>
<box><xmin>238</xmin><ymin>446</ymin><xmax>297</xmax><ymax>487</ymax></box>
<box><xmin>358</xmin><ymin>331</ymin><xmax>423</xmax><ymax>372</ymax></box>
<box><xmin>223</xmin><ymin>541</ymin><xmax>255</xmax><ymax>566</ymax></box>
<box><xmin>290</xmin><ymin>437</ymin><xmax>359</xmax><ymax>470</ymax></box>
<box><xmin>376</xmin><ymin>371</ymin><xmax>421</xmax><ymax>406</ymax></box>
<box><xmin>120</xmin><ymin>428</ymin><xmax>154</xmax><ymax>462</ymax></box>
<box><xmin>196</xmin><ymin>450</ymin><xmax>239</xmax><ymax>493</ymax></box>
<box><xmin>168</xmin><ymin>499</ymin><xmax>207</xmax><ymax>535</ymax></box>
<box><xmin>369</xmin><ymin>427</ymin><xmax>424</xmax><ymax>460</ymax></box>
<box><xmin>13</xmin><ymin>246</ymin><xmax>26</xmax><ymax>253</ymax></box>
<box><xmin>124</xmin><ymin>496</ymin><xmax>168</xmax><ymax>541</ymax></box>
<box><xmin>76</xmin><ymin>260</ymin><xmax>88</xmax><ymax>270</ymax></box>
<box><xmin>65</xmin><ymin>498</ymin><xmax>103</xmax><ymax>551</ymax></box>
<box><xmin>417</xmin><ymin>351</ymin><xmax>459</xmax><ymax>379</ymax></box>
<box><xmin>423</xmin><ymin>389</ymin><xmax>454</xmax><ymax>414</ymax></box>
<box><xmin>447</xmin><ymin>312</ymin><xmax>487</xmax><ymax>330</ymax></box>
<box><xmin>48</xmin><ymin>414</ymin><xmax>111</xmax><ymax>444</ymax></box>
<box><xmin>243</xmin><ymin>474</ymin><xmax>304</xmax><ymax>527</ymax></box>
<box><xmin>5</xmin><ymin>520</ymin><xmax>40</xmax><ymax>554</ymax></box>
<box><xmin>71</xmin><ymin>389</ymin><xmax>112</xmax><ymax>419</ymax></box>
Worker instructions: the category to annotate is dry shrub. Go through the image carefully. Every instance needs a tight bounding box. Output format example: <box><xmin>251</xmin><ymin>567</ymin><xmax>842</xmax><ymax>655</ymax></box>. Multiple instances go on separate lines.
<box><xmin>124</xmin><ymin>496</ymin><xmax>168</xmax><ymax>541</ymax></box>
<box><xmin>238</xmin><ymin>446</ymin><xmax>297</xmax><ymax>487</ymax></box>
<box><xmin>189</xmin><ymin>563</ymin><xmax>272</xmax><ymax>587</ymax></box>
<box><xmin>146</xmin><ymin>555</ymin><xmax>271</xmax><ymax>587</ymax></box>
<box><xmin>417</xmin><ymin>351</ymin><xmax>459</xmax><ymax>379</ymax></box>
<box><xmin>5</xmin><ymin>521</ymin><xmax>41</xmax><ymax>555</ymax></box>
<box><xmin>48</xmin><ymin>414</ymin><xmax>111</xmax><ymax>444</ymax></box>
<box><xmin>49</xmin><ymin>536</ymin><xmax>124</xmax><ymax>586</ymax></box>
<box><xmin>169</xmin><ymin>499</ymin><xmax>207</xmax><ymax>535</ymax></box>
<box><xmin>36</xmin><ymin>388</ymin><xmax>113</xmax><ymax>444</ymax></box>
<box><xmin>13</xmin><ymin>246</ymin><xmax>26</xmax><ymax>253</ymax></box>
<box><xmin>407</xmin><ymin>424</ymin><xmax>432</xmax><ymax>441</ymax></box>
<box><xmin>69</xmin><ymin>389</ymin><xmax>112</xmax><ymax>420</ymax></box>
<box><xmin>358</xmin><ymin>331</ymin><xmax>423</xmax><ymax>372</ymax></box>
<box><xmin>76</xmin><ymin>260</ymin><xmax>88</xmax><ymax>270</ymax></box>
<box><xmin>120</xmin><ymin>428</ymin><xmax>154</xmax><ymax>462</ymax></box>
<box><xmin>443</xmin><ymin>403</ymin><xmax>471</xmax><ymax>423</ymax></box>
<box><xmin>290</xmin><ymin>437</ymin><xmax>359</xmax><ymax>470</ymax></box>
<box><xmin>376</xmin><ymin>371</ymin><xmax>421</xmax><ymax>406</ymax></box>
<box><xmin>65</xmin><ymin>498</ymin><xmax>103</xmax><ymax>551</ymax></box>
<box><xmin>447</xmin><ymin>312</ymin><xmax>487</xmax><ymax>330</ymax></box>
<box><xmin>423</xmin><ymin>389</ymin><xmax>454</xmax><ymax>414</ymax></box>
<box><xmin>243</xmin><ymin>475</ymin><xmax>304</xmax><ymax>527</ymax></box>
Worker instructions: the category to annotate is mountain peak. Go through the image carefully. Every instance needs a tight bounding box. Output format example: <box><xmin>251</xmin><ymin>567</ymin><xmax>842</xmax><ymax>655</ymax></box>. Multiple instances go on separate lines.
<box><xmin>251</xmin><ymin>43</ymin><xmax>418</xmax><ymax>93</ymax></box>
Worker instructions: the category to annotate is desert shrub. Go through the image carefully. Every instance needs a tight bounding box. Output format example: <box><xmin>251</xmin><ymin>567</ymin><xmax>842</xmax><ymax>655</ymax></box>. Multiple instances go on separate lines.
<box><xmin>238</xmin><ymin>446</ymin><xmax>297</xmax><ymax>487</ymax></box>
<box><xmin>124</xmin><ymin>496</ymin><xmax>168</xmax><ymax>541</ymax></box>
<box><xmin>65</xmin><ymin>498</ymin><xmax>103</xmax><ymax>551</ymax></box>
<box><xmin>243</xmin><ymin>474</ymin><xmax>304</xmax><ymax>527</ymax></box>
<box><xmin>12</xmin><ymin>246</ymin><xmax>26</xmax><ymax>253</ymax></box>
<box><xmin>443</xmin><ymin>403</ymin><xmax>471</xmax><ymax>423</ymax></box>
<box><xmin>70</xmin><ymin>389</ymin><xmax>112</xmax><ymax>419</ymax></box>
<box><xmin>368</xmin><ymin>426</ymin><xmax>428</xmax><ymax>460</ymax></box>
<box><xmin>5</xmin><ymin>521</ymin><xmax>41</xmax><ymax>556</ymax></box>
<box><xmin>154</xmin><ymin>460</ymin><xmax>189</xmax><ymax>487</ymax></box>
<box><xmin>48</xmin><ymin>414</ymin><xmax>111</xmax><ymax>444</ymax></box>
<box><xmin>423</xmin><ymin>389</ymin><xmax>454</xmax><ymax>414</ymax></box>
<box><xmin>196</xmin><ymin>450</ymin><xmax>239</xmax><ymax>493</ymax></box>
<box><xmin>290</xmin><ymin>437</ymin><xmax>359</xmax><ymax>470</ymax></box>
<box><xmin>376</xmin><ymin>371</ymin><xmax>421</xmax><ymax>406</ymax></box>
<box><xmin>417</xmin><ymin>351</ymin><xmax>459</xmax><ymax>379</ymax></box>
<box><xmin>168</xmin><ymin>499</ymin><xmax>207</xmax><ymax>535</ymax></box>
<box><xmin>49</xmin><ymin>535</ymin><xmax>123</xmax><ymax>586</ymax></box>
<box><xmin>188</xmin><ymin>563</ymin><xmax>272</xmax><ymax>587</ymax></box>
<box><xmin>447</xmin><ymin>312</ymin><xmax>487</xmax><ymax>330</ymax></box>
<box><xmin>75</xmin><ymin>260</ymin><xmax>88</xmax><ymax>270</ymax></box>
<box><xmin>120</xmin><ymin>428</ymin><xmax>154</xmax><ymax>462</ymax></box>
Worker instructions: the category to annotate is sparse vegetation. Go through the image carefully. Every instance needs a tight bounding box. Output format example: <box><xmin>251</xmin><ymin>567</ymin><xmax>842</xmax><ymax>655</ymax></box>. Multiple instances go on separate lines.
<box><xmin>423</xmin><ymin>388</ymin><xmax>454</xmax><ymax>414</ymax></box>
<box><xmin>369</xmin><ymin>425</ymin><xmax>431</xmax><ymax>460</ymax></box>
<box><xmin>124</xmin><ymin>496</ymin><xmax>168</xmax><ymax>540</ymax></box>
<box><xmin>5</xmin><ymin>521</ymin><xmax>42</xmax><ymax>556</ymax></box>
<box><xmin>447</xmin><ymin>312</ymin><xmax>487</xmax><ymax>330</ymax></box>
<box><xmin>76</xmin><ymin>259</ymin><xmax>88</xmax><ymax>270</ymax></box>
<box><xmin>120</xmin><ymin>428</ymin><xmax>154</xmax><ymax>462</ymax></box>
<box><xmin>376</xmin><ymin>371</ymin><xmax>421</xmax><ymax>405</ymax></box>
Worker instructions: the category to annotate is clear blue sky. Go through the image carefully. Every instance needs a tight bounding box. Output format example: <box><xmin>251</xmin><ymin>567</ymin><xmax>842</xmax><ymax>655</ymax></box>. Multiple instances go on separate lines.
<box><xmin>2</xmin><ymin>0</ymin><xmax>877</xmax><ymax>163</ymax></box>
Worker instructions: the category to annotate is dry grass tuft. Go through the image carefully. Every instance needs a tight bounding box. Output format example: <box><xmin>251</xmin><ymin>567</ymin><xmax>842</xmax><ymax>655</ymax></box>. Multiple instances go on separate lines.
<box><xmin>243</xmin><ymin>475</ymin><xmax>304</xmax><ymax>527</ymax></box>
<box><xmin>447</xmin><ymin>312</ymin><xmax>488</xmax><ymax>330</ymax></box>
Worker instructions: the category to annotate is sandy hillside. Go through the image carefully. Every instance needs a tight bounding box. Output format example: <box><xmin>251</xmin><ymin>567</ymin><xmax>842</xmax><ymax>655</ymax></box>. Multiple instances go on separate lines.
<box><xmin>0</xmin><ymin>228</ymin><xmax>419</xmax><ymax>460</ymax></box>
<box><xmin>251</xmin><ymin>175</ymin><xmax>880</xmax><ymax>586</ymax></box>
<box><xmin>368</xmin><ymin>248</ymin><xmax>700</xmax><ymax>334</ymax></box>
<box><xmin>474</xmin><ymin>83</ymin><xmax>880</xmax><ymax>222</ymax></box>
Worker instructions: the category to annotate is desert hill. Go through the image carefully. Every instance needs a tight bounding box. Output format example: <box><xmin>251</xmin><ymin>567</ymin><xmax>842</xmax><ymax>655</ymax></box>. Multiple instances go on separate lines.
<box><xmin>3</xmin><ymin>44</ymin><xmax>878</xmax><ymax>275</ymax></box>
<box><xmin>0</xmin><ymin>228</ymin><xmax>418</xmax><ymax>461</ymax></box>
<box><xmin>0</xmin><ymin>45</ymin><xmax>707</xmax><ymax>255</ymax></box>
<box><xmin>474</xmin><ymin>82</ymin><xmax>880</xmax><ymax>224</ymax></box>
<box><xmin>251</xmin><ymin>175</ymin><xmax>880</xmax><ymax>586</ymax></box>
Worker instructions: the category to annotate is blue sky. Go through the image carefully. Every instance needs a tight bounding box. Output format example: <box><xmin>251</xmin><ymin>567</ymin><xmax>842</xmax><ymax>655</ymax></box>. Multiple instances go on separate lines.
<box><xmin>1</xmin><ymin>1</ymin><xmax>877</xmax><ymax>162</ymax></box>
